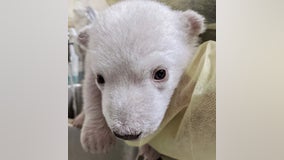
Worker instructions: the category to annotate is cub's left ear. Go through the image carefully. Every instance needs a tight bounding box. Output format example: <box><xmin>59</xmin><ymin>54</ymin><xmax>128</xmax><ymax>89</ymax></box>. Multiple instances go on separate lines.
<box><xmin>181</xmin><ymin>10</ymin><xmax>206</xmax><ymax>36</ymax></box>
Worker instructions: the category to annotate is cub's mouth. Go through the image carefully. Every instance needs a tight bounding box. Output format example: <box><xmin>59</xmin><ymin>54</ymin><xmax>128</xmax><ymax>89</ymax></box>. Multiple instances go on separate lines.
<box><xmin>113</xmin><ymin>131</ymin><xmax>142</xmax><ymax>140</ymax></box>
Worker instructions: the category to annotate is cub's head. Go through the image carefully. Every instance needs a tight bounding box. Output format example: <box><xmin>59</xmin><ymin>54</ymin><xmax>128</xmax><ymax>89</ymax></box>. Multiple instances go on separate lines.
<box><xmin>78</xmin><ymin>0</ymin><xmax>205</xmax><ymax>140</ymax></box>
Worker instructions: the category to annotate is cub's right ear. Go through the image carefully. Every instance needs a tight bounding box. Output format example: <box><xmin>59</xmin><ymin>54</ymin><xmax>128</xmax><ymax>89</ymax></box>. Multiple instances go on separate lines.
<box><xmin>77</xmin><ymin>25</ymin><xmax>91</xmax><ymax>48</ymax></box>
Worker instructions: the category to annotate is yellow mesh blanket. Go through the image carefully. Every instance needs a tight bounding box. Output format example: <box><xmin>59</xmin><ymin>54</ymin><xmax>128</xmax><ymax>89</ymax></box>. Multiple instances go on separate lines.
<box><xmin>126</xmin><ymin>41</ymin><xmax>216</xmax><ymax>160</ymax></box>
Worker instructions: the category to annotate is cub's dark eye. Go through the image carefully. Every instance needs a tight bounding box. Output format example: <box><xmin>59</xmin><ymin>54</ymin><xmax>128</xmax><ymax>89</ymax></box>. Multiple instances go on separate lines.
<box><xmin>153</xmin><ymin>69</ymin><xmax>167</xmax><ymax>81</ymax></box>
<box><xmin>97</xmin><ymin>74</ymin><xmax>105</xmax><ymax>84</ymax></box>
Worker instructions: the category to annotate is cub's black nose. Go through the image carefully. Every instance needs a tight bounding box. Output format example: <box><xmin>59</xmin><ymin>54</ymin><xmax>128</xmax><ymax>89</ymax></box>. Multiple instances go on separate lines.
<box><xmin>113</xmin><ymin>132</ymin><xmax>142</xmax><ymax>140</ymax></box>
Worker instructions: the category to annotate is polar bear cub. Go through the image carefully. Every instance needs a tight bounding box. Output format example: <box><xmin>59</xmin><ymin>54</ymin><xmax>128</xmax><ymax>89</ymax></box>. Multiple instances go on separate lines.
<box><xmin>77</xmin><ymin>0</ymin><xmax>205</xmax><ymax>157</ymax></box>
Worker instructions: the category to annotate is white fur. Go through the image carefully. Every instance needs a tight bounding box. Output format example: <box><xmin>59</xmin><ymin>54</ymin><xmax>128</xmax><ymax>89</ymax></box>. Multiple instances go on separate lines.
<box><xmin>78</xmin><ymin>0</ymin><xmax>205</xmax><ymax>154</ymax></box>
